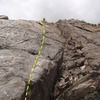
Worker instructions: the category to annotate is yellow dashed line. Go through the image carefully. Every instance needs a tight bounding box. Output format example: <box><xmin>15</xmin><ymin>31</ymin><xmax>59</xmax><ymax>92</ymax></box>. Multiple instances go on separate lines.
<box><xmin>34</xmin><ymin>60</ymin><xmax>37</xmax><ymax>65</ymax></box>
<box><xmin>29</xmin><ymin>74</ymin><xmax>32</xmax><ymax>78</ymax></box>
<box><xmin>40</xmin><ymin>45</ymin><xmax>43</xmax><ymax>50</ymax></box>
<box><xmin>31</xmin><ymin>68</ymin><xmax>34</xmax><ymax>73</ymax></box>
<box><xmin>42</xmin><ymin>26</ymin><xmax>44</xmax><ymax>29</ymax></box>
<box><xmin>43</xmin><ymin>30</ymin><xmax>46</xmax><ymax>34</ymax></box>
<box><xmin>24</xmin><ymin>21</ymin><xmax>46</xmax><ymax>100</ymax></box>
<box><xmin>28</xmin><ymin>80</ymin><xmax>30</xmax><ymax>85</ymax></box>
<box><xmin>38</xmin><ymin>51</ymin><xmax>41</xmax><ymax>55</ymax></box>
<box><xmin>32</xmin><ymin>64</ymin><xmax>35</xmax><ymax>68</ymax></box>
<box><xmin>42</xmin><ymin>36</ymin><xmax>45</xmax><ymax>40</ymax></box>
<box><xmin>25</xmin><ymin>97</ymin><xmax>27</xmax><ymax>100</ymax></box>
<box><xmin>36</xmin><ymin>55</ymin><xmax>39</xmax><ymax>60</ymax></box>
<box><xmin>42</xmin><ymin>41</ymin><xmax>44</xmax><ymax>45</ymax></box>
<box><xmin>39</xmin><ymin>21</ymin><xmax>43</xmax><ymax>26</ymax></box>
<box><xmin>26</xmin><ymin>86</ymin><xmax>29</xmax><ymax>91</ymax></box>
<box><xmin>26</xmin><ymin>92</ymin><xmax>28</xmax><ymax>96</ymax></box>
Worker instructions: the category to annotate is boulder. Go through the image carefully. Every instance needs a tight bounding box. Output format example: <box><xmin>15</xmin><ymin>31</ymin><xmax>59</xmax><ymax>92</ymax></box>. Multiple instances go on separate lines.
<box><xmin>0</xmin><ymin>19</ymin><xmax>64</xmax><ymax>100</ymax></box>
<box><xmin>0</xmin><ymin>15</ymin><xmax>9</xmax><ymax>20</ymax></box>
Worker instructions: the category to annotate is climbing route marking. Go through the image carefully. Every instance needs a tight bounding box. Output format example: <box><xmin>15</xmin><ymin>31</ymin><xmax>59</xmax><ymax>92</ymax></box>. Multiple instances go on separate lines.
<box><xmin>24</xmin><ymin>21</ymin><xmax>46</xmax><ymax>100</ymax></box>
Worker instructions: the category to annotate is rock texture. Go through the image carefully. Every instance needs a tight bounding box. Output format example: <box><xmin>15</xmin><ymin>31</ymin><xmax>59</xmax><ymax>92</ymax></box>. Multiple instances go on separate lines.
<box><xmin>0</xmin><ymin>16</ymin><xmax>100</xmax><ymax>100</ymax></box>
<box><xmin>0</xmin><ymin>18</ymin><xmax>64</xmax><ymax>100</ymax></box>
<box><xmin>54</xmin><ymin>19</ymin><xmax>100</xmax><ymax>100</ymax></box>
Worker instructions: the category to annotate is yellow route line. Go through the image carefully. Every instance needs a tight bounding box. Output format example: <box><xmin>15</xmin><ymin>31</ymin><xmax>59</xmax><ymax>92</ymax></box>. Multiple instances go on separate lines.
<box><xmin>24</xmin><ymin>21</ymin><xmax>46</xmax><ymax>100</ymax></box>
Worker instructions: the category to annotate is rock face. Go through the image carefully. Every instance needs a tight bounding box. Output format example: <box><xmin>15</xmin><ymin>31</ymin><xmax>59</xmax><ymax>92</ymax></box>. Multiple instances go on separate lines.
<box><xmin>54</xmin><ymin>20</ymin><xmax>100</xmax><ymax>100</ymax></box>
<box><xmin>0</xmin><ymin>17</ymin><xmax>100</xmax><ymax>100</ymax></box>
<box><xmin>0</xmin><ymin>19</ymin><xmax>64</xmax><ymax>100</ymax></box>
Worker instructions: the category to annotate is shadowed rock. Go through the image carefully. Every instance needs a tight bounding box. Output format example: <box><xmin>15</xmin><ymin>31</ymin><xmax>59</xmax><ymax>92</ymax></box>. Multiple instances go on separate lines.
<box><xmin>54</xmin><ymin>19</ymin><xmax>100</xmax><ymax>100</ymax></box>
<box><xmin>0</xmin><ymin>15</ymin><xmax>9</xmax><ymax>20</ymax></box>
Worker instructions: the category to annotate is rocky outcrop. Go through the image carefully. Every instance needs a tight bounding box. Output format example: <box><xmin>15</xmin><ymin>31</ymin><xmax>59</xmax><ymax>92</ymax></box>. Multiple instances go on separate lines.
<box><xmin>54</xmin><ymin>20</ymin><xmax>100</xmax><ymax>100</ymax></box>
<box><xmin>0</xmin><ymin>15</ymin><xmax>9</xmax><ymax>20</ymax></box>
<box><xmin>0</xmin><ymin>16</ymin><xmax>100</xmax><ymax>100</ymax></box>
<box><xmin>0</xmin><ymin>19</ymin><xmax>64</xmax><ymax>100</ymax></box>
